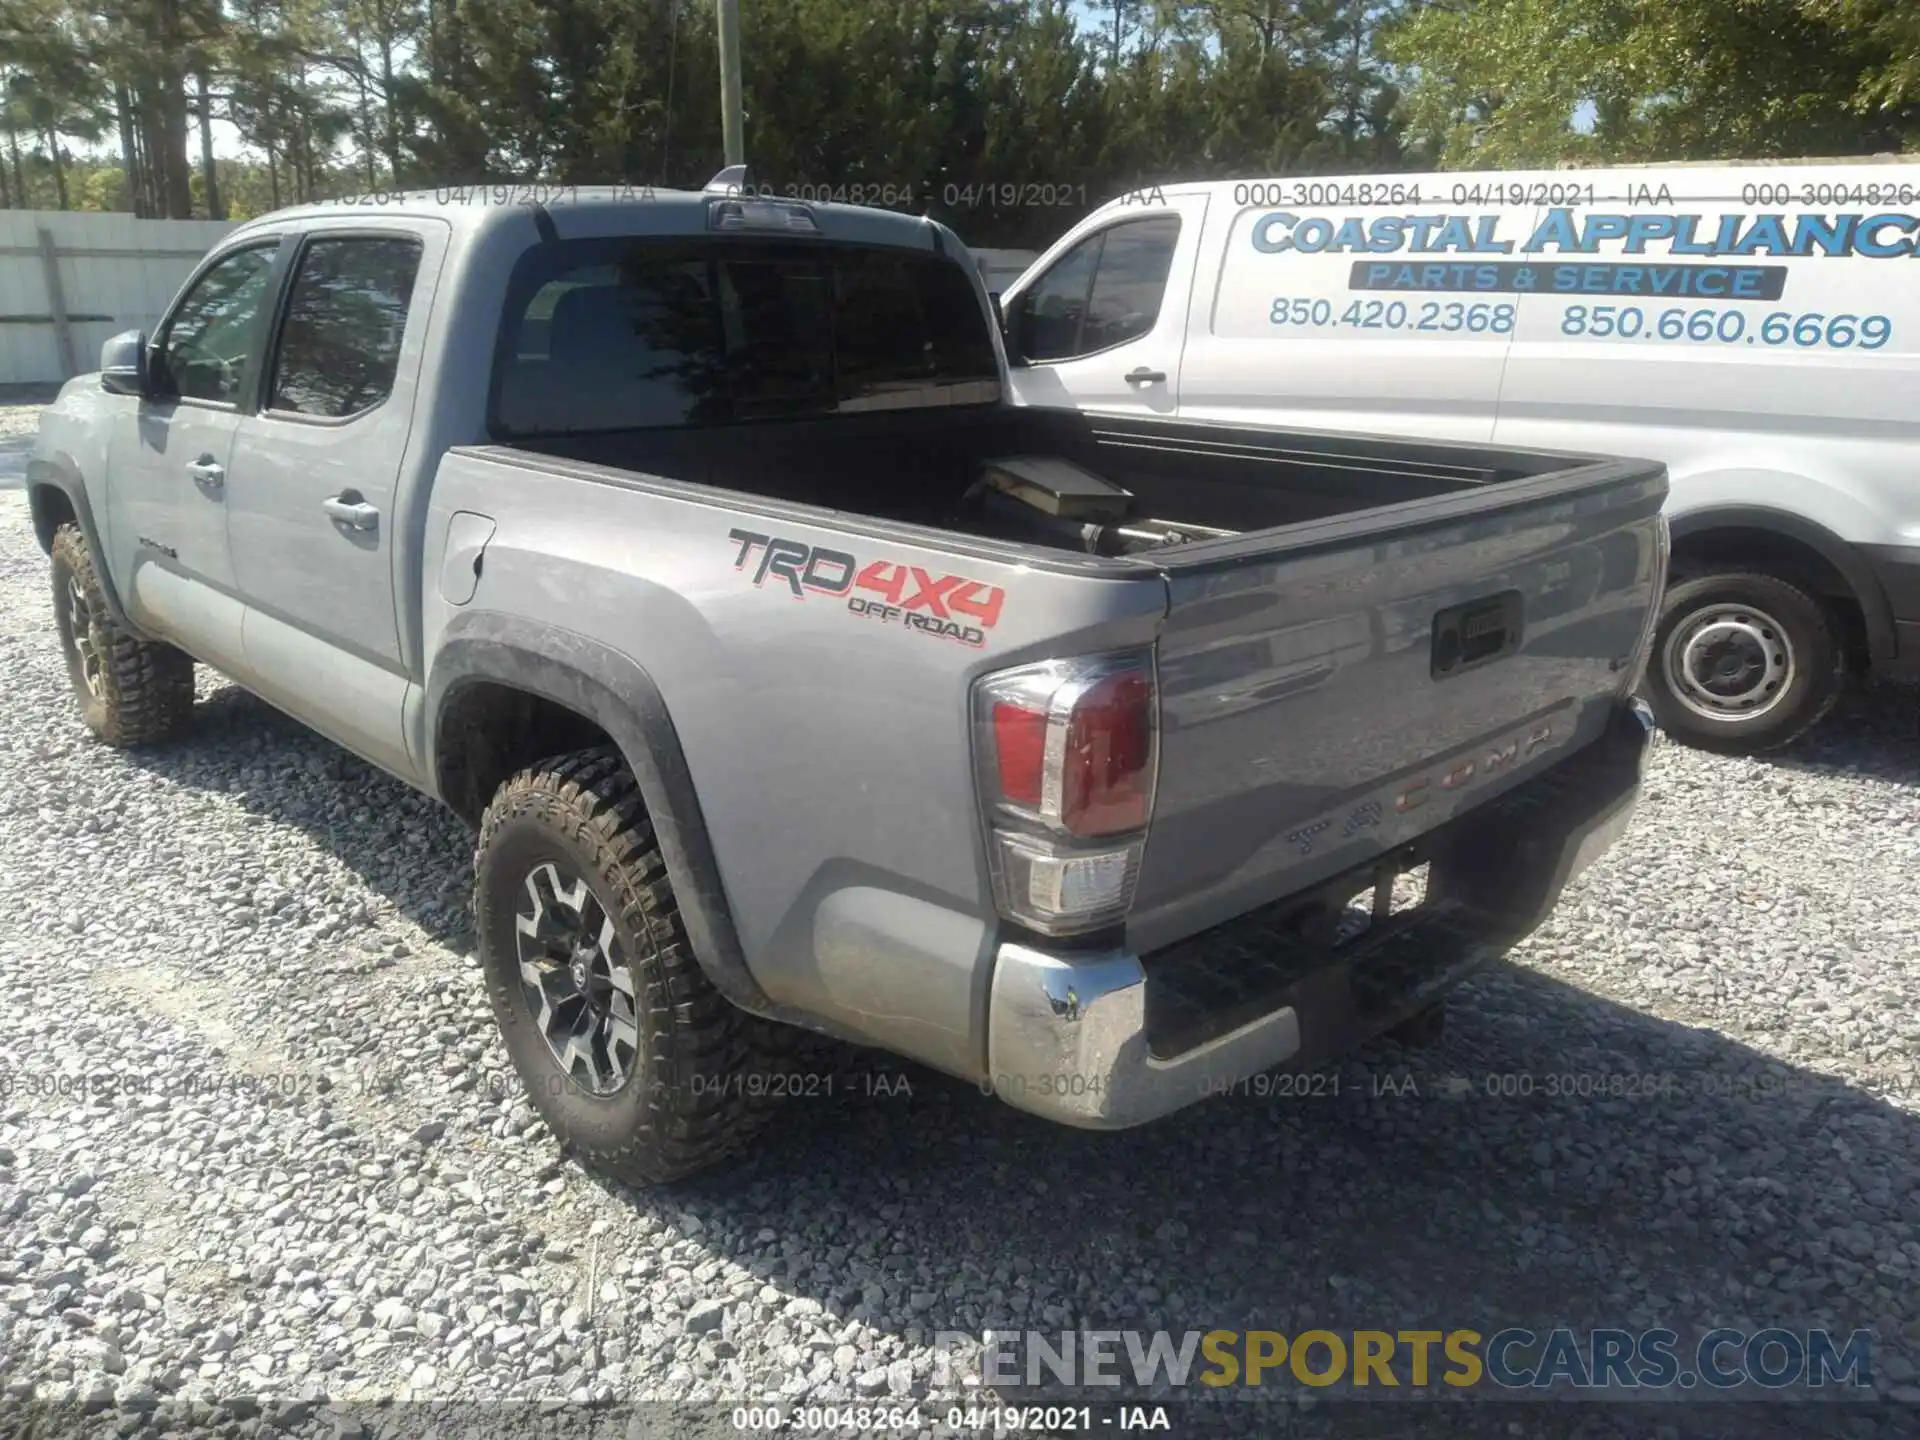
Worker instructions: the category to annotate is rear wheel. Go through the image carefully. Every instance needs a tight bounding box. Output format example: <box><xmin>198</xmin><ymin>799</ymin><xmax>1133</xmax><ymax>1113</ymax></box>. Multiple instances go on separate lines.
<box><xmin>50</xmin><ymin>524</ymin><xmax>195</xmax><ymax>746</ymax></box>
<box><xmin>1642</xmin><ymin>572</ymin><xmax>1842</xmax><ymax>755</ymax></box>
<box><xmin>473</xmin><ymin>746</ymin><xmax>780</xmax><ymax>1184</ymax></box>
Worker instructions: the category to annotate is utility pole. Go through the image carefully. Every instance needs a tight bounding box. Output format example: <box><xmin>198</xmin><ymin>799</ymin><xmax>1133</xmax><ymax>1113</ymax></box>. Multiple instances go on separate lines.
<box><xmin>717</xmin><ymin>0</ymin><xmax>745</xmax><ymax>167</ymax></box>
<box><xmin>1345</xmin><ymin>0</ymin><xmax>1365</xmax><ymax>156</ymax></box>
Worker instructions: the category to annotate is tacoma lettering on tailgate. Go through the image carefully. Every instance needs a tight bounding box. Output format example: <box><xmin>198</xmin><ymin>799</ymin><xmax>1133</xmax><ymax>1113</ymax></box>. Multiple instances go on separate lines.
<box><xmin>727</xmin><ymin>529</ymin><xmax>1006</xmax><ymax>647</ymax></box>
<box><xmin>1283</xmin><ymin>715</ymin><xmax>1564</xmax><ymax>858</ymax></box>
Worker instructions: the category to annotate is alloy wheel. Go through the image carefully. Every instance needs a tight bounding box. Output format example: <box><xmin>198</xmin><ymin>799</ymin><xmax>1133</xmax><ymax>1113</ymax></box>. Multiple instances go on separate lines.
<box><xmin>514</xmin><ymin>861</ymin><xmax>641</xmax><ymax>1095</ymax></box>
<box><xmin>65</xmin><ymin>573</ymin><xmax>101</xmax><ymax>698</ymax></box>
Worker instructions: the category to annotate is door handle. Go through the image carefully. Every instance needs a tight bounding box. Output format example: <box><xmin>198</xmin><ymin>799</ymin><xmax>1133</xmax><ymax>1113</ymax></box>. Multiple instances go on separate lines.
<box><xmin>322</xmin><ymin>493</ymin><xmax>380</xmax><ymax>531</ymax></box>
<box><xmin>186</xmin><ymin>457</ymin><xmax>224</xmax><ymax>492</ymax></box>
<box><xmin>1123</xmin><ymin>367</ymin><xmax>1167</xmax><ymax>386</ymax></box>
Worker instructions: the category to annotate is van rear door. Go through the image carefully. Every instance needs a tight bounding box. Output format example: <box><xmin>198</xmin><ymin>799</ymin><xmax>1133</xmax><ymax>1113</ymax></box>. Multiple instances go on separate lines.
<box><xmin>1001</xmin><ymin>190</ymin><xmax>1210</xmax><ymax>417</ymax></box>
<box><xmin>1493</xmin><ymin>164</ymin><xmax>1920</xmax><ymax>458</ymax></box>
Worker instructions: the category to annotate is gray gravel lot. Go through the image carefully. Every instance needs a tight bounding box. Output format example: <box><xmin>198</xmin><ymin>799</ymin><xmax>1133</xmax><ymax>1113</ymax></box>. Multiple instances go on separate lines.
<box><xmin>0</xmin><ymin>480</ymin><xmax>1917</xmax><ymax>1440</ymax></box>
<box><xmin>0</xmin><ymin>390</ymin><xmax>53</xmax><ymax>487</ymax></box>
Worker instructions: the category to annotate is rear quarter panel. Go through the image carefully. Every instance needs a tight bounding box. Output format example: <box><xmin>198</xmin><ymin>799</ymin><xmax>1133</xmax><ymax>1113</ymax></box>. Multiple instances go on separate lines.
<box><xmin>421</xmin><ymin>451</ymin><xmax>1168</xmax><ymax>1078</ymax></box>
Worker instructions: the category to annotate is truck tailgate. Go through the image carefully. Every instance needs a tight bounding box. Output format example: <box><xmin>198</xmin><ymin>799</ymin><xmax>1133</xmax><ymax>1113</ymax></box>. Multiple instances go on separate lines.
<box><xmin>1127</xmin><ymin>458</ymin><xmax>1666</xmax><ymax>955</ymax></box>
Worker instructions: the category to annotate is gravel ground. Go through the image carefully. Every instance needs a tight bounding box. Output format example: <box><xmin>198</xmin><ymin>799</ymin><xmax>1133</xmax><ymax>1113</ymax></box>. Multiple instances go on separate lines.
<box><xmin>0</xmin><ymin>480</ymin><xmax>1917</xmax><ymax>1440</ymax></box>
<box><xmin>0</xmin><ymin>390</ymin><xmax>53</xmax><ymax>487</ymax></box>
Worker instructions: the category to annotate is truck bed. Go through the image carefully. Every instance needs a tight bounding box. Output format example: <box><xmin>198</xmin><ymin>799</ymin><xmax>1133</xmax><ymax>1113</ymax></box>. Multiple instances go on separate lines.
<box><xmin>480</xmin><ymin>411</ymin><xmax>1665</xmax><ymax>967</ymax></box>
<box><xmin>504</xmin><ymin>406</ymin><xmax>1583</xmax><ymax>553</ymax></box>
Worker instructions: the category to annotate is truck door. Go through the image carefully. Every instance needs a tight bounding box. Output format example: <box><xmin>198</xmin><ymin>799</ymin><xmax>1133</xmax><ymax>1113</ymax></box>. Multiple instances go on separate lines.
<box><xmin>1000</xmin><ymin>191</ymin><xmax>1210</xmax><ymax>416</ymax></box>
<box><xmin>104</xmin><ymin>238</ymin><xmax>284</xmax><ymax>669</ymax></box>
<box><xmin>224</xmin><ymin>221</ymin><xmax>445</xmax><ymax>781</ymax></box>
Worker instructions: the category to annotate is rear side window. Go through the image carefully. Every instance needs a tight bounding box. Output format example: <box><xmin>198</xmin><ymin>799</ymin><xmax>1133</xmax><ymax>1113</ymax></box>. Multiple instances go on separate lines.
<box><xmin>491</xmin><ymin>238</ymin><xmax>1001</xmax><ymax>436</ymax></box>
<box><xmin>269</xmin><ymin>236</ymin><xmax>423</xmax><ymax>418</ymax></box>
<box><xmin>1013</xmin><ymin>215</ymin><xmax>1180</xmax><ymax>362</ymax></box>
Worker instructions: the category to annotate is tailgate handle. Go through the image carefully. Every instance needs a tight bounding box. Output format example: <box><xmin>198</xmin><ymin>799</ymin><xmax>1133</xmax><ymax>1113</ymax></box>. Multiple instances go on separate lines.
<box><xmin>1432</xmin><ymin>590</ymin><xmax>1523</xmax><ymax>679</ymax></box>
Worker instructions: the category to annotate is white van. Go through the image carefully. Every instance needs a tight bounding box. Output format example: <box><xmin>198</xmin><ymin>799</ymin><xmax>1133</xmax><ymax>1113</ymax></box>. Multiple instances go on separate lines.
<box><xmin>995</xmin><ymin>162</ymin><xmax>1920</xmax><ymax>753</ymax></box>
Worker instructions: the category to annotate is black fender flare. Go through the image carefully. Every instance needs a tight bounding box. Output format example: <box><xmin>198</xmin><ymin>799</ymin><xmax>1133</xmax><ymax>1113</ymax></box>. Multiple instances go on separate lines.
<box><xmin>427</xmin><ymin>610</ymin><xmax>779</xmax><ymax>1021</ymax></box>
<box><xmin>26</xmin><ymin>452</ymin><xmax>140</xmax><ymax>631</ymax></box>
<box><xmin>1666</xmin><ymin>505</ymin><xmax>1896</xmax><ymax>667</ymax></box>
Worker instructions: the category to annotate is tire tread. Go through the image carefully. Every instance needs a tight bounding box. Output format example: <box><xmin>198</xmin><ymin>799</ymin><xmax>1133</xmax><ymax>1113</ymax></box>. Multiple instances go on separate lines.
<box><xmin>51</xmin><ymin>525</ymin><xmax>194</xmax><ymax>747</ymax></box>
<box><xmin>475</xmin><ymin>745</ymin><xmax>778</xmax><ymax>1184</ymax></box>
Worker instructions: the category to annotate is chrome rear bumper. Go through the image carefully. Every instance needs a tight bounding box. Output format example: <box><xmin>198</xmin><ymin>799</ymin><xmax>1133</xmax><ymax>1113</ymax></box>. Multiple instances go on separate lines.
<box><xmin>983</xmin><ymin>698</ymin><xmax>1655</xmax><ymax>1128</ymax></box>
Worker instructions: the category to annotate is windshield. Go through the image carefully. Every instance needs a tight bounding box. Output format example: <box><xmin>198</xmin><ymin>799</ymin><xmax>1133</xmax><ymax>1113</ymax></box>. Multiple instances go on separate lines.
<box><xmin>491</xmin><ymin>237</ymin><xmax>1001</xmax><ymax>436</ymax></box>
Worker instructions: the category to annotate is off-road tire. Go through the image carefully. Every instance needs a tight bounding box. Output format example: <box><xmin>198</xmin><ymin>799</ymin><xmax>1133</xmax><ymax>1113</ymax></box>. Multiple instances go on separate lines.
<box><xmin>1642</xmin><ymin>571</ymin><xmax>1842</xmax><ymax>755</ymax></box>
<box><xmin>50</xmin><ymin>524</ymin><xmax>195</xmax><ymax>746</ymax></box>
<box><xmin>474</xmin><ymin>745</ymin><xmax>780</xmax><ymax>1184</ymax></box>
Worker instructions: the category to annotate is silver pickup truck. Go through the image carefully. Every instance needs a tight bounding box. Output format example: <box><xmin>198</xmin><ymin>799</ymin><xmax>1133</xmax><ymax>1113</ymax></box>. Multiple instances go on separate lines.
<box><xmin>30</xmin><ymin>174</ymin><xmax>1667</xmax><ymax>1183</ymax></box>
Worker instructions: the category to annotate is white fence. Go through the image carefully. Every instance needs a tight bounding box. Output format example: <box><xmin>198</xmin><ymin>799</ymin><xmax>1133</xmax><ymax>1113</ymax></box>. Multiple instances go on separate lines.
<box><xmin>0</xmin><ymin>211</ymin><xmax>236</xmax><ymax>386</ymax></box>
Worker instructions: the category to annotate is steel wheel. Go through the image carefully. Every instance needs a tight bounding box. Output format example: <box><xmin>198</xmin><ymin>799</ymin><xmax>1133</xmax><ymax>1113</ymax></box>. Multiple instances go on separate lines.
<box><xmin>514</xmin><ymin>861</ymin><xmax>640</xmax><ymax>1095</ymax></box>
<box><xmin>64</xmin><ymin>571</ymin><xmax>102</xmax><ymax>698</ymax></box>
<box><xmin>1661</xmin><ymin>601</ymin><xmax>1794</xmax><ymax>723</ymax></box>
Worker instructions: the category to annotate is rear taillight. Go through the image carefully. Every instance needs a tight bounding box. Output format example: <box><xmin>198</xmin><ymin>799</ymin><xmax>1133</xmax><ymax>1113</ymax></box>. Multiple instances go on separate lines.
<box><xmin>973</xmin><ymin>652</ymin><xmax>1158</xmax><ymax>935</ymax></box>
<box><xmin>991</xmin><ymin>701</ymin><xmax>1049</xmax><ymax>809</ymax></box>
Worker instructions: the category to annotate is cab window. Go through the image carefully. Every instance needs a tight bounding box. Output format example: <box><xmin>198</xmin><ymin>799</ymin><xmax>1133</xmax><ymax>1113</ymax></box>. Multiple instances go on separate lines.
<box><xmin>268</xmin><ymin>236</ymin><xmax>423</xmax><ymax>419</ymax></box>
<box><xmin>156</xmin><ymin>244</ymin><xmax>279</xmax><ymax>405</ymax></box>
<box><xmin>1012</xmin><ymin>216</ymin><xmax>1180</xmax><ymax>363</ymax></box>
<box><xmin>491</xmin><ymin>238</ymin><xmax>1000</xmax><ymax>436</ymax></box>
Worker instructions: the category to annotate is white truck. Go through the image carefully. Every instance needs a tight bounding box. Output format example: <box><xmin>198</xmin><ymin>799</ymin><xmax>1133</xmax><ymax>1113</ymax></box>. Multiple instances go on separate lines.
<box><xmin>1000</xmin><ymin>162</ymin><xmax>1920</xmax><ymax>753</ymax></box>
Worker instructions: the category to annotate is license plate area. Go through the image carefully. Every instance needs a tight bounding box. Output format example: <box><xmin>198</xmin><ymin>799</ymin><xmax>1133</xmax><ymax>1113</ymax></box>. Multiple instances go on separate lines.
<box><xmin>1141</xmin><ymin>852</ymin><xmax>1433</xmax><ymax>1057</ymax></box>
<box><xmin>1432</xmin><ymin>590</ymin><xmax>1523</xmax><ymax>679</ymax></box>
<box><xmin>1334</xmin><ymin>862</ymin><xmax>1431</xmax><ymax>944</ymax></box>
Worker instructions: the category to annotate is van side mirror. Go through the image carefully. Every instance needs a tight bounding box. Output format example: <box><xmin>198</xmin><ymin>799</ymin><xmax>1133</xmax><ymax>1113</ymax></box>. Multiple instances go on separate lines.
<box><xmin>99</xmin><ymin>329</ymin><xmax>150</xmax><ymax>398</ymax></box>
<box><xmin>997</xmin><ymin>293</ymin><xmax>1026</xmax><ymax>364</ymax></box>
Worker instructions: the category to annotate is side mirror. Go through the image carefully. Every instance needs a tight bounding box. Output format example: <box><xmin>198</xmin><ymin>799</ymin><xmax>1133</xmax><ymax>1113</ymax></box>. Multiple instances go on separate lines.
<box><xmin>997</xmin><ymin>293</ymin><xmax>1025</xmax><ymax>364</ymax></box>
<box><xmin>99</xmin><ymin>329</ymin><xmax>149</xmax><ymax>397</ymax></box>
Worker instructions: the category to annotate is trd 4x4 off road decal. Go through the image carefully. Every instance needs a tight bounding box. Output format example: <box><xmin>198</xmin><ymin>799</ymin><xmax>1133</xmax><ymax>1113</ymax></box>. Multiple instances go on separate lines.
<box><xmin>727</xmin><ymin>529</ymin><xmax>1006</xmax><ymax>647</ymax></box>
